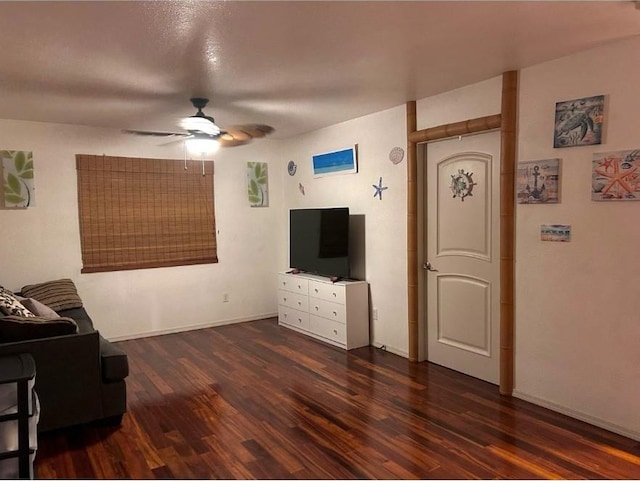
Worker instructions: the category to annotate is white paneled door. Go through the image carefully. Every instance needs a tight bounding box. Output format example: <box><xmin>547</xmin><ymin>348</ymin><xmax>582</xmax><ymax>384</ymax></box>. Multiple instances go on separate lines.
<box><xmin>425</xmin><ymin>132</ymin><xmax>500</xmax><ymax>384</ymax></box>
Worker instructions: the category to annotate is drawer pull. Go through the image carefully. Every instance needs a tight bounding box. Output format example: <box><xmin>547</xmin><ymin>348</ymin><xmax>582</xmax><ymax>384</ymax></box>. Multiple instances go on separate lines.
<box><xmin>298</xmin><ymin>285</ymin><xmax>302</xmax><ymax>289</ymax></box>
<box><xmin>283</xmin><ymin>297</ymin><xmax>287</xmax><ymax>302</ymax></box>
<box><xmin>314</xmin><ymin>306</ymin><xmax>319</xmax><ymax>310</ymax></box>
<box><xmin>298</xmin><ymin>318</ymin><xmax>302</xmax><ymax>323</ymax></box>
<box><xmin>332</xmin><ymin>292</ymin><xmax>337</xmax><ymax>297</ymax></box>
<box><xmin>297</xmin><ymin>301</ymin><xmax>302</xmax><ymax>306</ymax></box>
<box><xmin>333</xmin><ymin>329</ymin><xmax>338</xmax><ymax>335</ymax></box>
<box><xmin>333</xmin><ymin>311</ymin><xmax>337</xmax><ymax>316</ymax></box>
<box><xmin>314</xmin><ymin>288</ymin><xmax>319</xmax><ymax>293</ymax></box>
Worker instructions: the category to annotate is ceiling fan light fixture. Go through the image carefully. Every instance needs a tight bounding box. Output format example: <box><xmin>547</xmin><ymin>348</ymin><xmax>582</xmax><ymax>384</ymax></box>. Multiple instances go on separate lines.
<box><xmin>180</xmin><ymin>116</ymin><xmax>221</xmax><ymax>136</ymax></box>
<box><xmin>185</xmin><ymin>136</ymin><xmax>220</xmax><ymax>155</ymax></box>
<box><xmin>124</xmin><ymin>98</ymin><xmax>273</xmax><ymax>150</ymax></box>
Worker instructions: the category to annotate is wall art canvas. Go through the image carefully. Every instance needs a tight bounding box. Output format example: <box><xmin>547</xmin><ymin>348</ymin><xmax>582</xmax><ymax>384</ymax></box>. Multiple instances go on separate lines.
<box><xmin>592</xmin><ymin>149</ymin><xmax>640</xmax><ymax>201</ymax></box>
<box><xmin>1</xmin><ymin>150</ymin><xmax>34</xmax><ymax>209</ymax></box>
<box><xmin>312</xmin><ymin>146</ymin><xmax>357</xmax><ymax>177</ymax></box>
<box><xmin>541</xmin><ymin>224</ymin><xmax>571</xmax><ymax>242</ymax></box>
<box><xmin>553</xmin><ymin>95</ymin><xmax>604</xmax><ymax>148</ymax></box>
<box><xmin>247</xmin><ymin>162</ymin><xmax>268</xmax><ymax>207</ymax></box>
<box><xmin>517</xmin><ymin>158</ymin><xmax>560</xmax><ymax>204</ymax></box>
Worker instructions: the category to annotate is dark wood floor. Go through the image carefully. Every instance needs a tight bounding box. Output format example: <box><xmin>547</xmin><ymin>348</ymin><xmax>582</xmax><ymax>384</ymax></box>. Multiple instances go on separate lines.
<box><xmin>36</xmin><ymin>318</ymin><xmax>640</xmax><ymax>479</ymax></box>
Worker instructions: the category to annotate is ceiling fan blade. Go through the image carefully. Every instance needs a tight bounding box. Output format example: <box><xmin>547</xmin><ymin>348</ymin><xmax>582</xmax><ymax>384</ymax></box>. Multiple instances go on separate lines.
<box><xmin>220</xmin><ymin>128</ymin><xmax>252</xmax><ymax>142</ymax></box>
<box><xmin>159</xmin><ymin>135</ymin><xmax>194</xmax><ymax>146</ymax></box>
<box><xmin>122</xmin><ymin>129</ymin><xmax>189</xmax><ymax>138</ymax></box>
<box><xmin>224</xmin><ymin>124</ymin><xmax>275</xmax><ymax>140</ymax></box>
<box><xmin>218</xmin><ymin>137</ymin><xmax>250</xmax><ymax>148</ymax></box>
<box><xmin>242</xmin><ymin>124</ymin><xmax>275</xmax><ymax>138</ymax></box>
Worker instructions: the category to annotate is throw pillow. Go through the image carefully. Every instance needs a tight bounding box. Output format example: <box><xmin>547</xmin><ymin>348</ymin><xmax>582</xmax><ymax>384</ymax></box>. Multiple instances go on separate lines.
<box><xmin>0</xmin><ymin>287</ymin><xmax>36</xmax><ymax>318</ymax></box>
<box><xmin>0</xmin><ymin>315</ymin><xmax>78</xmax><ymax>343</ymax></box>
<box><xmin>21</xmin><ymin>278</ymin><xmax>83</xmax><ymax>312</ymax></box>
<box><xmin>20</xmin><ymin>298</ymin><xmax>60</xmax><ymax>318</ymax></box>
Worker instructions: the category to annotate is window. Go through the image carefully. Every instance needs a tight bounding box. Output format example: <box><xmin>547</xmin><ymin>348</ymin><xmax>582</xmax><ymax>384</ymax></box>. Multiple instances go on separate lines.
<box><xmin>76</xmin><ymin>154</ymin><xmax>217</xmax><ymax>273</ymax></box>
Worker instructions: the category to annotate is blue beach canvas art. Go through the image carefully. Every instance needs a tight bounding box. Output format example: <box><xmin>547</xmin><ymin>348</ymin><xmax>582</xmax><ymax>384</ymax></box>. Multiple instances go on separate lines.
<box><xmin>312</xmin><ymin>147</ymin><xmax>357</xmax><ymax>177</ymax></box>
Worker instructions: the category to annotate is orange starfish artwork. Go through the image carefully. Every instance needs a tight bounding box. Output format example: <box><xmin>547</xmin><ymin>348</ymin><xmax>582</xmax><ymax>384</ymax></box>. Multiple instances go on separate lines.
<box><xmin>592</xmin><ymin>150</ymin><xmax>640</xmax><ymax>201</ymax></box>
<box><xmin>599</xmin><ymin>156</ymin><xmax>614</xmax><ymax>172</ymax></box>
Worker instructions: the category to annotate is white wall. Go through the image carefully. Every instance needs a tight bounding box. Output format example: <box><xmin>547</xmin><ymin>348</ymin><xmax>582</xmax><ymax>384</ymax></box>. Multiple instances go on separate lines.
<box><xmin>2</xmin><ymin>33</ymin><xmax>639</xmax><ymax>441</ymax></box>
<box><xmin>514</xmin><ymin>35</ymin><xmax>640</xmax><ymax>440</ymax></box>
<box><xmin>416</xmin><ymin>76</ymin><xmax>503</xmax><ymax>130</ymax></box>
<box><xmin>277</xmin><ymin>35</ymin><xmax>640</xmax><ymax>440</ymax></box>
<box><xmin>278</xmin><ymin>105</ymin><xmax>409</xmax><ymax>355</ymax></box>
<box><xmin>0</xmin><ymin>120</ymin><xmax>281</xmax><ymax>340</ymax></box>
<box><xmin>410</xmin><ymin>41</ymin><xmax>640</xmax><ymax>439</ymax></box>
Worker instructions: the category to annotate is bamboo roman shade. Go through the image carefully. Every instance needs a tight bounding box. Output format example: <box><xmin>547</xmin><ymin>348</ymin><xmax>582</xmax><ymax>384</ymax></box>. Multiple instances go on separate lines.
<box><xmin>76</xmin><ymin>154</ymin><xmax>217</xmax><ymax>273</ymax></box>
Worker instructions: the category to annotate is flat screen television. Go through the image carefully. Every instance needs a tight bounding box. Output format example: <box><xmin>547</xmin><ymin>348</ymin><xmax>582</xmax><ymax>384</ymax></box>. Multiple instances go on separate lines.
<box><xmin>289</xmin><ymin>207</ymin><xmax>350</xmax><ymax>279</ymax></box>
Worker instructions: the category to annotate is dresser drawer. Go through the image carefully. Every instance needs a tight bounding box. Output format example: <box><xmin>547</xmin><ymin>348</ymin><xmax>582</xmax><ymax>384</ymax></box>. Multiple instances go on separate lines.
<box><xmin>308</xmin><ymin>280</ymin><xmax>345</xmax><ymax>304</ymax></box>
<box><xmin>308</xmin><ymin>298</ymin><xmax>346</xmax><ymax>324</ymax></box>
<box><xmin>278</xmin><ymin>290</ymin><xmax>309</xmax><ymax>312</ymax></box>
<box><xmin>277</xmin><ymin>272</ymin><xmax>369</xmax><ymax>351</ymax></box>
<box><xmin>279</xmin><ymin>305</ymin><xmax>309</xmax><ymax>330</ymax></box>
<box><xmin>309</xmin><ymin>315</ymin><xmax>346</xmax><ymax>345</ymax></box>
<box><xmin>278</xmin><ymin>274</ymin><xmax>309</xmax><ymax>295</ymax></box>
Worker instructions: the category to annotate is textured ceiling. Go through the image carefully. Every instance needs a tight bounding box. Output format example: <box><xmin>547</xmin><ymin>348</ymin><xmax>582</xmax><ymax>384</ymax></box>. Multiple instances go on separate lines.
<box><xmin>0</xmin><ymin>1</ymin><xmax>639</xmax><ymax>139</ymax></box>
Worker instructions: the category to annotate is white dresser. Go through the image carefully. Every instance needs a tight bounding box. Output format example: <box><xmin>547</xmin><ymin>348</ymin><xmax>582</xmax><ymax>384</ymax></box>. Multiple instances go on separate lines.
<box><xmin>277</xmin><ymin>272</ymin><xmax>369</xmax><ymax>350</ymax></box>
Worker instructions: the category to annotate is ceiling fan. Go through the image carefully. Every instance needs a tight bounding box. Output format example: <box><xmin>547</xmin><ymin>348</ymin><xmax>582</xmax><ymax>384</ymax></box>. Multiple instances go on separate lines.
<box><xmin>123</xmin><ymin>97</ymin><xmax>274</xmax><ymax>150</ymax></box>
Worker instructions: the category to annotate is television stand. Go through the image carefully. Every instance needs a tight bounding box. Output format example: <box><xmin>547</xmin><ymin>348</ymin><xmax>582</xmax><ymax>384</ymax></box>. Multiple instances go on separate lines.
<box><xmin>277</xmin><ymin>272</ymin><xmax>369</xmax><ymax>350</ymax></box>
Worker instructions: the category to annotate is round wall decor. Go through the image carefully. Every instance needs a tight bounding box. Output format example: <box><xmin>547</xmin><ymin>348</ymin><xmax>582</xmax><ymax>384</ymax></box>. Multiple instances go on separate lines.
<box><xmin>287</xmin><ymin>160</ymin><xmax>297</xmax><ymax>176</ymax></box>
<box><xmin>389</xmin><ymin>147</ymin><xmax>405</xmax><ymax>164</ymax></box>
<box><xmin>450</xmin><ymin>169</ymin><xmax>477</xmax><ymax>202</ymax></box>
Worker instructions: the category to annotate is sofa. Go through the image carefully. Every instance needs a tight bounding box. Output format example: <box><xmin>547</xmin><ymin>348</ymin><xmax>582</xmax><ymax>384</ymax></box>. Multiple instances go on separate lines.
<box><xmin>0</xmin><ymin>279</ymin><xmax>128</xmax><ymax>432</ymax></box>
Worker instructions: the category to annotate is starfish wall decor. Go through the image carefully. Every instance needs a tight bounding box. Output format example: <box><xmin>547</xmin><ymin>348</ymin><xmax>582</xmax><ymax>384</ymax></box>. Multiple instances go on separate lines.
<box><xmin>592</xmin><ymin>149</ymin><xmax>640</xmax><ymax>201</ymax></box>
<box><xmin>372</xmin><ymin>177</ymin><xmax>388</xmax><ymax>200</ymax></box>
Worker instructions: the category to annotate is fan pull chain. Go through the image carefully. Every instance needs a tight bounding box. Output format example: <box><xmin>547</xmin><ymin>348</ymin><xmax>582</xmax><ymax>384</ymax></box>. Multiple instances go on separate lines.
<box><xmin>183</xmin><ymin>142</ymin><xmax>188</xmax><ymax>170</ymax></box>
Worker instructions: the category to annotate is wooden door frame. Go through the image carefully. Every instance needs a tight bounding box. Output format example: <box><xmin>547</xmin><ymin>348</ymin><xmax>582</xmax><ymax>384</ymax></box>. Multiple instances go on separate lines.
<box><xmin>406</xmin><ymin>71</ymin><xmax>517</xmax><ymax>395</ymax></box>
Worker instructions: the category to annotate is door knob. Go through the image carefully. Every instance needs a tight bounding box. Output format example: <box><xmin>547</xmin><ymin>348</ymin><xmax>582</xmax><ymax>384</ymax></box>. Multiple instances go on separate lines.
<box><xmin>423</xmin><ymin>261</ymin><xmax>439</xmax><ymax>272</ymax></box>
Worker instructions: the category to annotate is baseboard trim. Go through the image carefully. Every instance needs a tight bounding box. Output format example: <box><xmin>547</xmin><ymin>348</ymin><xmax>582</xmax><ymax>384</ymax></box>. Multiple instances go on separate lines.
<box><xmin>513</xmin><ymin>389</ymin><xmax>640</xmax><ymax>441</ymax></box>
<box><xmin>106</xmin><ymin>313</ymin><xmax>278</xmax><ymax>342</ymax></box>
<box><xmin>370</xmin><ymin>341</ymin><xmax>409</xmax><ymax>359</ymax></box>
<box><xmin>108</xmin><ymin>316</ymin><xmax>409</xmax><ymax>360</ymax></box>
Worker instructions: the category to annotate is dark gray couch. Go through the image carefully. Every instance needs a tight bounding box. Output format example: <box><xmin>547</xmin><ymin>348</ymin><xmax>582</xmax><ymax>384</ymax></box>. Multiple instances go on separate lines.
<box><xmin>0</xmin><ymin>306</ymin><xmax>128</xmax><ymax>432</ymax></box>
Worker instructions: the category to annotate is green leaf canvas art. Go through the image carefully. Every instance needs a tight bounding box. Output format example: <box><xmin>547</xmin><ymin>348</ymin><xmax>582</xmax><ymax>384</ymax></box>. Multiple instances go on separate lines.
<box><xmin>1</xmin><ymin>150</ymin><xmax>35</xmax><ymax>208</ymax></box>
<box><xmin>247</xmin><ymin>162</ymin><xmax>268</xmax><ymax>207</ymax></box>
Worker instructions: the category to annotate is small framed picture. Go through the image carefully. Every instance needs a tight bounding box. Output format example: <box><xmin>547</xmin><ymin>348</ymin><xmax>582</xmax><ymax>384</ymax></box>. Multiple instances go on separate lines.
<box><xmin>541</xmin><ymin>224</ymin><xmax>571</xmax><ymax>242</ymax></box>
<box><xmin>592</xmin><ymin>149</ymin><xmax>640</xmax><ymax>201</ymax></box>
<box><xmin>553</xmin><ymin>95</ymin><xmax>604</xmax><ymax>148</ymax></box>
<box><xmin>247</xmin><ymin>162</ymin><xmax>268</xmax><ymax>207</ymax></box>
<box><xmin>517</xmin><ymin>158</ymin><xmax>560</xmax><ymax>204</ymax></box>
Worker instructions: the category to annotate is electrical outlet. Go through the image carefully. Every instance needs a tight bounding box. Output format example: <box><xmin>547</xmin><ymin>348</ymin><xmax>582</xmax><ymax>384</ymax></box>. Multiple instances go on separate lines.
<box><xmin>372</xmin><ymin>307</ymin><xmax>378</xmax><ymax>320</ymax></box>
<box><xmin>223</xmin><ymin>293</ymin><xmax>229</xmax><ymax>303</ymax></box>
